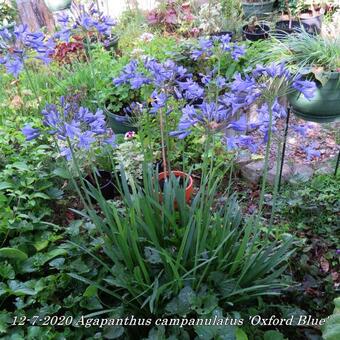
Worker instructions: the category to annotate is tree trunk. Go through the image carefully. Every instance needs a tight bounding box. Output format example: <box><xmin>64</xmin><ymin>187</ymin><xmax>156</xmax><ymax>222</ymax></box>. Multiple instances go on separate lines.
<box><xmin>16</xmin><ymin>0</ymin><xmax>55</xmax><ymax>32</ymax></box>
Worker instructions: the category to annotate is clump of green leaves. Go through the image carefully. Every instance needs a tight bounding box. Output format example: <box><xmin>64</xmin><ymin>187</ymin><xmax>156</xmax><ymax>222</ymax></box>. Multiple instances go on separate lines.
<box><xmin>70</xmin><ymin>165</ymin><xmax>295</xmax><ymax>337</ymax></box>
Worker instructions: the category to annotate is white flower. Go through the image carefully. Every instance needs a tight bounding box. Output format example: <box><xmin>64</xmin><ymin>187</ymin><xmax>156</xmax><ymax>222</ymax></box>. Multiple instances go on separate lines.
<box><xmin>124</xmin><ymin>131</ymin><xmax>136</xmax><ymax>140</ymax></box>
<box><xmin>140</xmin><ymin>32</ymin><xmax>154</xmax><ymax>42</ymax></box>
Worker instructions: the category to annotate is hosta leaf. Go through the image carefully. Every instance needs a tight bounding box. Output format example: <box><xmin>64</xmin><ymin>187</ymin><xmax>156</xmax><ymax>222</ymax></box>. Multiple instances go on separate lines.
<box><xmin>48</xmin><ymin>257</ymin><xmax>65</xmax><ymax>269</ymax></box>
<box><xmin>47</xmin><ymin>187</ymin><xmax>64</xmax><ymax>199</ymax></box>
<box><xmin>0</xmin><ymin>248</ymin><xmax>28</xmax><ymax>261</ymax></box>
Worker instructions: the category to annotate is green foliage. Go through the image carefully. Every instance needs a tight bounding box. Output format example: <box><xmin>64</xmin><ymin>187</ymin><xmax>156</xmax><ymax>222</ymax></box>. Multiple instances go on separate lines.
<box><xmin>69</xmin><ymin>165</ymin><xmax>295</xmax><ymax>337</ymax></box>
<box><xmin>278</xmin><ymin>174</ymin><xmax>340</xmax><ymax>232</ymax></box>
<box><xmin>133</xmin><ymin>35</ymin><xmax>181</xmax><ymax>61</ymax></box>
<box><xmin>0</xmin><ymin>0</ymin><xmax>16</xmax><ymax>26</ymax></box>
<box><xmin>255</xmin><ymin>31</ymin><xmax>340</xmax><ymax>82</ymax></box>
<box><xmin>322</xmin><ymin>297</ymin><xmax>340</xmax><ymax>340</ymax></box>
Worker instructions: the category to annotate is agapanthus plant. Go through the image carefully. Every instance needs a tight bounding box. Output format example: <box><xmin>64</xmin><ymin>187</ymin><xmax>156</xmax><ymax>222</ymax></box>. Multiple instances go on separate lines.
<box><xmin>55</xmin><ymin>1</ymin><xmax>116</xmax><ymax>46</ymax></box>
<box><xmin>0</xmin><ymin>24</ymin><xmax>55</xmax><ymax>78</ymax></box>
<box><xmin>190</xmin><ymin>34</ymin><xmax>246</xmax><ymax>62</ymax></box>
<box><xmin>22</xmin><ymin>97</ymin><xmax>115</xmax><ymax>162</ymax></box>
<box><xmin>170</xmin><ymin>60</ymin><xmax>317</xmax><ymax>220</ymax></box>
<box><xmin>112</xmin><ymin>56</ymin><xmax>192</xmax><ymax>174</ymax></box>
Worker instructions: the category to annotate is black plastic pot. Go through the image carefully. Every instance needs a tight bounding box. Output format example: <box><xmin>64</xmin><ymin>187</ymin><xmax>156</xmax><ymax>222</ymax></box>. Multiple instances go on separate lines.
<box><xmin>288</xmin><ymin>72</ymin><xmax>340</xmax><ymax>123</ymax></box>
<box><xmin>85</xmin><ymin>170</ymin><xmax>116</xmax><ymax>201</ymax></box>
<box><xmin>243</xmin><ymin>24</ymin><xmax>270</xmax><ymax>41</ymax></box>
<box><xmin>103</xmin><ymin>35</ymin><xmax>119</xmax><ymax>52</ymax></box>
<box><xmin>299</xmin><ymin>12</ymin><xmax>323</xmax><ymax>35</ymax></box>
<box><xmin>273</xmin><ymin>20</ymin><xmax>310</xmax><ymax>39</ymax></box>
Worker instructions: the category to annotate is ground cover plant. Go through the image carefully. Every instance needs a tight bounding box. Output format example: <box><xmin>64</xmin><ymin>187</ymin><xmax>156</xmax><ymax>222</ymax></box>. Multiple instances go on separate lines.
<box><xmin>0</xmin><ymin>1</ymin><xmax>339</xmax><ymax>339</ymax></box>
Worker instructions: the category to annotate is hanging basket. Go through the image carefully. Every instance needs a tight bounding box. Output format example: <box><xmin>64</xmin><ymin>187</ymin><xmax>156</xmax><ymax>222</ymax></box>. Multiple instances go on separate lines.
<box><xmin>44</xmin><ymin>0</ymin><xmax>72</xmax><ymax>12</ymax></box>
<box><xmin>288</xmin><ymin>72</ymin><xmax>340</xmax><ymax>123</ymax></box>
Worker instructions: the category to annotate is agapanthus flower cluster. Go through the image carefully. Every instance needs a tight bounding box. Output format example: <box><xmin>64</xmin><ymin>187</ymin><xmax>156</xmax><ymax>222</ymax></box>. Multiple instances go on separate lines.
<box><xmin>0</xmin><ymin>24</ymin><xmax>55</xmax><ymax>77</ymax></box>
<box><xmin>55</xmin><ymin>1</ymin><xmax>116</xmax><ymax>43</ymax></box>
<box><xmin>112</xmin><ymin>46</ymin><xmax>319</xmax><ymax>160</ymax></box>
<box><xmin>22</xmin><ymin>97</ymin><xmax>115</xmax><ymax>160</ymax></box>
<box><xmin>113</xmin><ymin>57</ymin><xmax>191</xmax><ymax>97</ymax></box>
<box><xmin>171</xmin><ymin>62</ymin><xmax>318</xmax><ymax>157</ymax></box>
<box><xmin>191</xmin><ymin>34</ymin><xmax>246</xmax><ymax>62</ymax></box>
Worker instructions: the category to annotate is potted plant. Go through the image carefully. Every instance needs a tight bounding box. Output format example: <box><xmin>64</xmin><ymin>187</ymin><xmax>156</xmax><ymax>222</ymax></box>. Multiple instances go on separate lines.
<box><xmin>275</xmin><ymin>0</ymin><xmax>301</xmax><ymax>34</ymax></box>
<box><xmin>85</xmin><ymin>170</ymin><xmax>116</xmax><ymax>201</ymax></box>
<box><xmin>243</xmin><ymin>16</ymin><xmax>270</xmax><ymax>41</ymax></box>
<box><xmin>275</xmin><ymin>0</ymin><xmax>319</xmax><ymax>36</ymax></box>
<box><xmin>104</xmin><ymin>101</ymin><xmax>140</xmax><ymax>135</ymax></box>
<box><xmin>278</xmin><ymin>31</ymin><xmax>340</xmax><ymax>122</ymax></box>
<box><xmin>195</xmin><ymin>1</ymin><xmax>234</xmax><ymax>38</ymax></box>
<box><xmin>241</xmin><ymin>0</ymin><xmax>275</xmax><ymax>18</ymax></box>
<box><xmin>44</xmin><ymin>0</ymin><xmax>72</xmax><ymax>12</ymax></box>
<box><xmin>298</xmin><ymin>0</ymin><xmax>325</xmax><ymax>34</ymax></box>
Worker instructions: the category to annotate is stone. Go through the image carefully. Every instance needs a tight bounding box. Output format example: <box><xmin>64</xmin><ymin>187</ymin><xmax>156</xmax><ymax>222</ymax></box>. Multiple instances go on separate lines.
<box><xmin>240</xmin><ymin>160</ymin><xmax>265</xmax><ymax>184</ymax></box>
<box><xmin>246</xmin><ymin>104</ymin><xmax>259</xmax><ymax>132</ymax></box>
<box><xmin>290</xmin><ymin>164</ymin><xmax>314</xmax><ymax>182</ymax></box>
<box><xmin>235</xmin><ymin>151</ymin><xmax>252</xmax><ymax>166</ymax></box>
<box><xmin>267</xmin><ymin>163</ymin><xmax>292</xmax><ymax>186</ymax></box>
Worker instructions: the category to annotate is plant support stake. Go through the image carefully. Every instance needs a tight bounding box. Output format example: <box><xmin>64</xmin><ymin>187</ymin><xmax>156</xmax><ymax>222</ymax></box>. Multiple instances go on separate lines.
<box><xmin>278</xmin><ymin>106</ymin><xmax>291</xmax><ymax>191</ymax></box>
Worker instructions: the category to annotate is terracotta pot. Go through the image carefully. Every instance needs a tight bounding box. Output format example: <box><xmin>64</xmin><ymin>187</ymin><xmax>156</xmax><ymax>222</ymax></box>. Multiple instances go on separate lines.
<box><xmin>158</xmin><ymin>171</ymin><xmax>193</xmax><ymax>205</ymax></box>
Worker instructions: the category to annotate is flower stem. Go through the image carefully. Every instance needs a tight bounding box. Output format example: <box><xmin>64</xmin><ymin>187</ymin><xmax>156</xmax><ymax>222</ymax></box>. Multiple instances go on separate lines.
<box><xmin>23</xmin><ymin>62</ymin><xmax>41</xmax><ymax>109</ymax></box>
<box><xmin>159</xmin><ymin>109</ymin><xmax>167</xmax><ymax>175</ymax></box>
<box><xmin>256</xmin><ymin>101</ymin><xmax>274</xmax><ymax>225</ymax></box>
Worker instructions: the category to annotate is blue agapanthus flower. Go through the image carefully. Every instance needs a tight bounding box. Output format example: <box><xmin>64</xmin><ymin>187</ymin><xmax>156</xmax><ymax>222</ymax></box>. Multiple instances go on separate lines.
<box><xmin>22</xmin><ymin>124</ymin><xmax>41</xmax><ymax>141</ymax></box>
<box><xmin>190</xmin><ymin>34</ymin><xmax>245</xmax><ymax>62</ymax></box>
<box><xmin>55</xmin><ymin>1</ymin><xmax>116</xmax><ymax>43</ymax></box>
<box><xmin>170</xmin><ymin>102</ymin><xmax>231</xmax><ymax>139</ymax></box>
<box><xmin>0</xmin><ymin>24</ymin><xmax>55</xmax><ymax>77</ymax></box>
<box><xmin>292</xmin><ymin>79</ymin><xmax>317</xmax><ymax>100</ymax></box>
<box><xmin>23</xmin><ymin>97</ymin><xmax>115</xmax><ymax>159</ymax></box>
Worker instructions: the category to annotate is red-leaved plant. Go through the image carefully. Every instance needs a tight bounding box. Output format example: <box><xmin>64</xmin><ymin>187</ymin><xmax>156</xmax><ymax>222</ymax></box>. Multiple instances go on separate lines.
<box><xmin>53</xmin><ymin>37</ymin><xmax>85</xmax><ymax>65</ymax></box>
<box><xmin>147</xmin><ymin>1</ymin><xmax>194</xmax><ymax>33</ymax></box>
